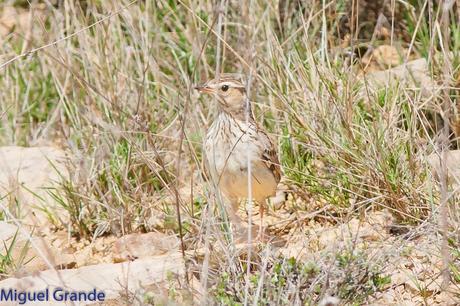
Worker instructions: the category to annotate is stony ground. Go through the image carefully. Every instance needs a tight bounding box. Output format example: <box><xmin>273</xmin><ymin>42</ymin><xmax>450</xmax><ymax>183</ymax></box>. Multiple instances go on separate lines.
<box><xmin>0</xmin><ymin>144</ymin><xmax>458</xmax><ymax>305</ymax></box>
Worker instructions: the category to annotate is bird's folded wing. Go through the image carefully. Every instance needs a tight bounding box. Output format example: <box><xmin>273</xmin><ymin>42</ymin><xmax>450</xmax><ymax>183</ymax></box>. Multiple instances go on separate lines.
<box><xmin>259</xmin><ymin>131</ymin><xmax>282</xmax><ymax>183</ymax></box>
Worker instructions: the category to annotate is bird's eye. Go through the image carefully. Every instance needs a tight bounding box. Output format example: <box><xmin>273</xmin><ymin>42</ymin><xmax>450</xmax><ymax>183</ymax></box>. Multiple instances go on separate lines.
<box><xmin>221</xmin><ymin>85</ymin><xmax>229</xmax><ymax>92</ymax></box>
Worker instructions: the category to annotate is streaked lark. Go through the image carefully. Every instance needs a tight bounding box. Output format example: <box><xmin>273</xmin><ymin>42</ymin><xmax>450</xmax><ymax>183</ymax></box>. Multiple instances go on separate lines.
<box><xmin>195</xmin><ymin>74</ymin><xmax>281</xmax><ymax>239</ymax></box>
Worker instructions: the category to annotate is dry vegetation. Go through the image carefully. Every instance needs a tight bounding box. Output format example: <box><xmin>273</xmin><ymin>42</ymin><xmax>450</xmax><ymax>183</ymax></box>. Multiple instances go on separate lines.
<box><xmin>0</xmin><ymin>0</ymin><xmax>460</xmax><ymax>305</ymax></box>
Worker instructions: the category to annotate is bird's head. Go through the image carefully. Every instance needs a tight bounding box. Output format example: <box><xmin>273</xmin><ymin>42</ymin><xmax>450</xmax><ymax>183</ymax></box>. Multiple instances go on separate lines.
<box><xmin>195</xmin><ymin>74</ymin><xmax>248</xmax><ymax>117</ymax></box>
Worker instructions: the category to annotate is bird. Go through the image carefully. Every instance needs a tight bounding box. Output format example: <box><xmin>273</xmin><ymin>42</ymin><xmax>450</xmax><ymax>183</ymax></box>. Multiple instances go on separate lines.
<box><xmin>194</xmin><ymin>73</ymin><xmax>281</xmax><ymax>240</ymax></box>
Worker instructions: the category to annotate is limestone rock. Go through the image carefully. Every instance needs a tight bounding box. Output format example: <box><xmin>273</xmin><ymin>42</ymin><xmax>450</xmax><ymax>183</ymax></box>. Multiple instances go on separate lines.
<box><xmin>0</xmin><ymin>253</ymin><xmax>185</xmax><ymax>306</ymax></box>
<box><xmin>0</xmin><ymin>221</ymin><xmax>75</xmax><ymax>276</ymax></box>
<box><xmin>361</xmin><ymin>45</ymin><xmax>404</xmax><ymax>72</ymax></box>
<box><xmin>0</xmin><ymin>146</ymin><xmax>70</xmax><ymax>226</ymax></box>
<box><xmin>112</xmin><ymin>232</ymin><xmax>179</xmax><ymax>263</ymax></box>
<box><xmin>360</xmin><ymin>58</ymin><xmax>437</xmax><ymax>98</ymax></box>
<box><xmin>316</xmin><ymin>210</ymin><xmax>393</xmax><ymax>249</ymax></box>
<box><xmin>0</xmin><ymin>4</ymin><xmax>48</xmax><ymax>38</ymax></box>
<box><xmin>427</xmin><ymin>150</ymin><xmax>460</xmax><ymax>188</ymax></box>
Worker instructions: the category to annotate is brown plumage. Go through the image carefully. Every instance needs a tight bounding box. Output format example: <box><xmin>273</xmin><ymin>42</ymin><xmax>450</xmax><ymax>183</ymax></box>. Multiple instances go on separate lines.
<box><xmin>195</xmin><ymin>74</ymin><xmax>281</xmax><ymax>239</ymax></box>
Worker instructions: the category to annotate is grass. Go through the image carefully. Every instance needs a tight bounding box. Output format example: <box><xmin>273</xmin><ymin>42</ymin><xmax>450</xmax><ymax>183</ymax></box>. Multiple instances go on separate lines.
<box><xmin>211</xmin><ymin>249</ymin><xmax>391</xmax><ymax>305</ymax></box>
<box><xmin>0</xmin><ymin>230</ymin><xmax>33</xmax><ymax>279</ymax></box>
<box><xmin>0</xmin><ymin>231</ymin><xmax>18</xmax><ymax>277</ymax></box>
<box><xmin>0</xmin><ymin>0</ymin><xmax>459</xmax><ymax>304</ymax></box>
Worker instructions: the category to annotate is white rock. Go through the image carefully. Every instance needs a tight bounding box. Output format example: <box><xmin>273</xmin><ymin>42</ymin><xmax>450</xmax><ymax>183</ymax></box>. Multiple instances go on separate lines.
<box><xmin>0</xmin><ymin>253</ymin><xmax>185</xmax><ymax>305</ymax></box>
<box><xmin>0</xmin><ymin>221</ymin><xmax>18</xmax><ymax>240</ymax></box>
<box><xmin>318</xmin><ymin>295</ymin><xmax>340</xmax><ymax>306</ymax></box>
<box><xmin>360</xmin><ymin>58</ymin><xmax>438</xmax><ymax>98</ymax></box>
<box><xmin>427</xmin><ymin>150</ymin><xmax>460</xmax><ymax>188</ymax></box>
<box><xmin>0</xmin><ymin>146</ymin><xmax>69</xmax><ymax>226</ymax></box>
<box><xmin>0</xmin><ymin>221</ymin><xmax>75</xmax><ymax>275</ymax></box>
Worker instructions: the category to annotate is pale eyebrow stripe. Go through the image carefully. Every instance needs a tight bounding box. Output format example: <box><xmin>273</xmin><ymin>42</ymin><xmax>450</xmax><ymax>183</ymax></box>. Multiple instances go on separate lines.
<box><xmin>219</xmin><ymin>79</ymin><xmax>244</xmax><ymax>86</ymax></box>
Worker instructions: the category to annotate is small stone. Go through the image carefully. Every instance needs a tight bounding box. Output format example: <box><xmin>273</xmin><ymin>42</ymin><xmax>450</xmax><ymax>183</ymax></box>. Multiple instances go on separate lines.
<box><xmin>146</xmin><ymin>213</ymin><xmax>166</xmax><ymax>229</ymax></box>
<box><xmin>112</xmin><ymin>232</ymin><xmax>179</xmax><ymax>263</ymax></box>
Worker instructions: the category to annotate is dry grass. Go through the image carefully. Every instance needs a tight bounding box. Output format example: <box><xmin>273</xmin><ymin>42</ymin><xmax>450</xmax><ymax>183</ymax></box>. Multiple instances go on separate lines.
<box><xmin>0</xmin><ymin>0</ymin><xmax>459</xmax><ymax>304</ymax></box>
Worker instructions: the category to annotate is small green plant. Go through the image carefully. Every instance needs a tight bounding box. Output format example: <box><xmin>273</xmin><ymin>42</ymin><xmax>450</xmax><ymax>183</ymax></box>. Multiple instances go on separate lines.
<box><xmin>0</xmin><ymin>237</ymin><xmax>16</xmax><ymax>278</ymax></box>
<box><xmin>0</xmin><ymin>230</ymin><xmax>33</xmax><ymax>279</ymax></box>
<box><xmin>335</xmin><ymin>250</ymin><xmax>391</xmax><ymax>303</ymax></box>
<box><xmin>448</xmin><ymin>237</ymin><xmax>460</xmax><ymax>283</ymax></box>
<box><xmin>211</xmin><ymin>251</ymin><xmax>389</xmax><ymax>305</ymax></box>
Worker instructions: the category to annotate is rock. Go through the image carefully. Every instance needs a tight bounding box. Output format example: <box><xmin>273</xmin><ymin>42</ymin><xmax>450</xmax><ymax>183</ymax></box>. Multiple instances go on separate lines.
<box><xmin>0</xmin><ymin>221</ymin><xmax>18</xmax><ymax>240</ymax></box>
<box><xmin>146</xmin><ymin>212</ymin><xmax>167</xmax><ymax>230</ymax></box>
<box><xmin>391</xmin><ymin>268</ymin><xmax>413</xmax><ymax>286</ymax></box>
<box><xmin>434</xmin><ymin>285</ymin><xmax>460</xmax><ymax>305</ymax></box>
<box><xmin>0</xmin><ymin>253</ymin><xmax>185</xmax><ymax>306</ymax></box>
<box><xmin>277</xmin><ymin>232</ymin><xmax>313</xmax><ymax>259</ymax></box>
<box><xmin>427</xmin><ymin>150</ymin><xmax>460</xmax><ymax>187</ymax></box>
<box><xmin>367</xmin><ymin>209</ymin><xmax>395</xmax><ymax>228</ymax></box>
<box><xmin>0</xmin><ymin>4</ymin><xmax>48</xmax><ymax>38</ymax></box>
<box><xmin>361</xmin><ymin>45</ymin><xmax>404</xmax><ymax>72</ymax></box>
<box><xmin>0</xmin><ymin>146</ymin><xmax>70</xmax><ymax>226</ymax></box>
<box><xmin>318</xmin><ymin>295</ymin><xmax>340</xmax><ymax>306</ymax></box>
<box><xmin>0</xmin><ymin>221</ymin><xmax>76</xmax><ymax>276</ymax></box>
<box><xmin>360</xmin><ymin>58</ymin><xmax>437</xmax><ymax>98</ymax></box>
<box><xmin>112</xmin><ymin>232</ymin><xmax>179</xmax><ymax>263</ymax></box>
<box><xmin>316</xmin><ymin>212</ymin><xmax>391</xmax><ymax>249</ymax></box>
<box><xmin>75</xmin><ymin>247</ymin><xmax>93</xmax><ymax>267</ymax></box>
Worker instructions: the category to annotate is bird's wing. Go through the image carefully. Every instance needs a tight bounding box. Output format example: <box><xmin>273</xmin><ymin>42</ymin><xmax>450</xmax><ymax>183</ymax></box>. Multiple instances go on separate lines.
<box><xmin>258</xmin><ymin>129</ymin><xmax>282</xmax><ymax>183</ymax></box>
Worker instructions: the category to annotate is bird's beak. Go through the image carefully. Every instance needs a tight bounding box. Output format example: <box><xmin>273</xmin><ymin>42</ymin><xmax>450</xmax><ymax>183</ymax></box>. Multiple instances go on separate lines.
<box><xmin>194</xmin><ymin>84</ymin><xmax>214</xmax><ymax>94</ymax></box>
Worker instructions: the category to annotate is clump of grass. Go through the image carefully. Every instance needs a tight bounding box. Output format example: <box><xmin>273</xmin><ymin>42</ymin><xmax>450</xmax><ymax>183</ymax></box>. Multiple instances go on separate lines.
<box><xmin>0</xmin><ymin>233</ymin><xmax>17</xmax><ymax>279</ymax></box>
<box><xmin>211</xmin><ymin>250</ymin><xmax>390</xmax><ymax>305</ymax></box>
<box><xmin>269</xmin><ymin>57</ymin><xmax>432</xmax><ymax>221</ymax></box>
<box><xmin>48</xmin><ymin>135</ymin><xmax>176</xmax><ymax>238</ymax></box>
<box><xmin>0</xmin><ymin>230</ymin><xmax>32</xmax><ymax>280</ymax></box>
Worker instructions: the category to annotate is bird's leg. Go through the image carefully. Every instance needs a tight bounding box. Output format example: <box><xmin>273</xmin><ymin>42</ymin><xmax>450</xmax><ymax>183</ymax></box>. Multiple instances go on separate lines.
<box><xmin>227</xmin><ymin>198</ymin><xmax>259</xmax><ymax>243</ymax></box>
<box><xmin>258</xmin><ymin>199</ymin><xmax>265</xmax><ymax>241</ymax></box>
<box><xmin>226</xmin><ymin>198</ymin><xmax>244</xmax><ymax>235</ymax></box>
